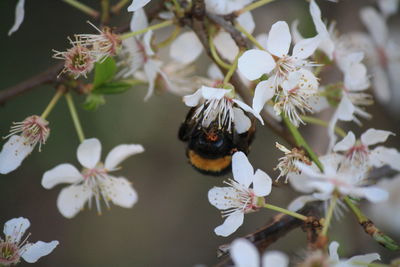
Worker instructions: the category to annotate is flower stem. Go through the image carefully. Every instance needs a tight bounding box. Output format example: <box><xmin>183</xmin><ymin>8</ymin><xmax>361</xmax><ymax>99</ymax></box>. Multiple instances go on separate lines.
<box><xmin>62</xmin><ymin>0</ymin><xmax>99</xmax><ymax>18</ymax></box>
<box><xmin>120</xmin><ymin>20</ymin><xmax>174</xmax><ymax>40</ymax></box>
<box><xmin>223</xmin><ymin>51</ymin><xmax>243</xmax><ymax>84</ymax></box>
<box><xmin>239</xmin><ymin>0</ymin><xmax>276</xmax><ymax>14</ymax></box>
<box><xmin>209</xmin><ymin>27</ymin><xmax>231</xmax><ymax>70</ymax></box>
<box><xmin>282</xmin><ymin>115</ymin><xmax>324</xmax><ymax>172</ymax></box>
<box><xmin>171</xmin><ymin>0</ymin><xmax>184</xmax><ymax>17</ymax></box>
<box><xmin>111</xmin><ymin>0</ymin><xmax>130</xmax><ymax>14</ymax></box>
<box><xmin>157</xmin><ymin>26</ymin><xmax>181</xmax><ymax>49</ymax></box>
<box><xmin>300</xmin><ymin>115</ymin><xmax>347</xmax><ymax>138</ymax></box>
<box><xmin>264</xmin><ymin>203</ymin><xmax>307</xmax><ymax>221</ymax></box>
<box><xmin>41</xmin><ymin>87</ymin><xmax>66</xmax><ymax>120</ymax></box>
<box><xmin>321</xmin><ymin>195</ymin><xmax>338</xmax><ymax>236</ymax></box>
<box><xmin>235</xmin><ymin>23</ymin><xmax>265</xmax><ymax>50</ymax></box>
<box><xmin>65</xmin><ymin>93</ymin><xmax>85</xmax><ymax>143</ymax></box>
<box><xmin>100</xmin><ymin>0</ymin><xmax>110</xmax><ymax>24</ymax></box>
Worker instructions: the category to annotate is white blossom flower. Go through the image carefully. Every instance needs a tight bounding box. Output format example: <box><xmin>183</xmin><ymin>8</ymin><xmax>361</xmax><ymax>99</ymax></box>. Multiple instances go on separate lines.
<box><xmin>72</xmin><ymin>22</ymin><xmax>121</xmax><ymax>62</ymax></box>
<box><xmin>205</xmin><ymin>0</ymin><xmax>253</xmax><ymax>15</ymax></box>
<box><xmin>275</xmin><ymin>142</ymin><xmax>311</xmax><ymax>183</ymax></box>
<box><xmin>359</xmin><ymin>6</ymin><xmax>400</xmax><ymax>105</ymax></box>
<box><xmin>288</xmin><ymin>153</ymin><xmax>388</xmax><ymax>211</ymax></box>
<box><xmin>127</xmin><ymin>0</ymin><xmax>151</xmax><ymax>12</ymax></box>
<box><xmin>328</xmin><ymin>241</ymin><xmax>380</xmax><ymax>267</ymax></box>
<box><xmin>298</xmin><ymin>241</ymin><xmax>380</xmax><ymax>267</ymax></box>
<box><xmin>53</xmin><ymin>37</ymin><xmax>95</xmax><ymax>79</ymax></box>
<box><xmin>333</xmin><ymin>128</ymin><xmax>400</xmax><ymax>171</ymax></box>
<box><xmin>184</xmin><ymin>86</ymin><xmax>263</xmax><ymax>134</ymax></box>
<box><xmin>230</xmin><ymin>238</ymin><xmax>288</xmax><ymax>267</ymax></box>
<box><xmin>238</xmin><ymin>20</ymin><xmax>320</xmax><ymax>83</ymax></box>
<box><xmin>208</xmin><ymin>152</ymin><xmax>272</xmax><ymax>236</ymax></box>
<box><xmin>0</xmin><ymin>217</ymin><xmax>58</xmax><ymax>265</ymax></box>
<box><xmin>327</xmin><ymin>51</ymin><xmax>372</xmax><ymax>149</ymax></box>
<box><xmin>366</xmin><ymin>174</ymin><xmax>400</xmax><ymax>234</ymax></box>
<box><xmin>8</xmin><ymin>0</ymin><xmax>25</xmax><ymax>36</ymax></box>
<box><xmin>118</xmin><ymin>8</ymin><xmax>168</xmax><ymax>101</ymax></box>
<box><xmin>0</xmin><ymin>115</ymin><xmax>50</xmax><ymax>175</ymax></box>
<box><xmin>42</xmin><ymin>138</ymin><xmax>143</xmax><ymax>218</ymax></box>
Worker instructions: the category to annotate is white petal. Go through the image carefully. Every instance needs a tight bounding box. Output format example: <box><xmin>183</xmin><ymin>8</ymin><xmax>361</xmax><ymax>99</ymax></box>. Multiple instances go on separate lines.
<box><xmin>201</xmin><ymin>86</ymin><xmax>229</xmax><ymax>100</ymax></box>
<box><xmin>0</xmin><ymin>135</ymin><xmax>34</xmax><ymax>174</ymax></box>
<box><xmin>230</xmin><ymin>239</ymin><xmax>259</xmax><ymax>267</ymax></box>
<box><xmin>207</xmin><ymin>64</ymin><xmax>224</xmax><ymax>81</ymax></box>
<box><xmin>233</xmin><ymin>107</ymin><xmax>251</xmax><ymax>134</ymax></box>
<box><xmin>309</xmin><ymin>181</ymin><xmax>334</xmax><ymax>195</ymax></box>
<box><xmin>233</xmin><ymin>99</ymin><xmax>264</xmax><ymax>124</ymax></box>
<box><xmin>237</xmin><ymin>12</ymin><xmax>255</xmax><ymax>34</ymax></box>
<box><xmin>57</xmin><ymin>184</ymin><xmax>92</xmax><ymax>219</ymax></box>
<box><xmin>21</xmin><ymin>241</ymin><xmax>59</xmax><ymax>263</ymax></box>
<box><xmin>295</xmin><ymin>161</ymin><xmax>324</xmax><ymax>179</ymax></box>
<box><xmin>232</xmin><ymin>151</ymin><xmax>254</xmax><ymax>187</ymax></box>
<box><xmin>361</xmin><ymin>129</ymin><xmax>394</xmax><ymax>146</ymax></box>
<box><xmin>337</xmin><ymin>94</ymin><xmax>355</xmax><ymax>121</ymax></box>
<box><xmin>208</xmin><ymin>187</ymin><xmax>238</xmax><ymax>210</ymax></box>
<box><xmin>127</xmin><ymin>0</ymin><xmax>151</xmax><ymax>12</ymax></box>
<box><xmin>183</xmin><ymin>88</ymin><xmax>203</xmax><ymax>107</ymax></box>
<box><xmin>77</xmin><ymin>138</ymin><xmax>101</xmax><ymax>169</ymax></box>
<box><xmin>170</xmin><ymin>32</ymin><xmax>203</xmax><ymax>64</ymax></box>
<box><xmin>370</xmin><ymin>147</ymin><xmax>400</xmax><ymax>171</ymax></box>
<box><xmin>130</xmin><ymin>8</ymin><xmax>148</xmax><ymax>32</ymax></box>
<box><xmin>214</xmin><ymin>211</ymin><xmax>244</xmax><ymax>237</ymax></box>
<box><xmin>288</xmin><ymin>173</ymin><xmax>315</xmax><ymax>193</ymax></box>
<box><xmin>360</xmin><ymin>7</ymin><xmax>387</xmax><ymax>46</ymax></box>
<box><xmin>262</xmin><ymin>251</ymin><xmax>289</xmax><ymax>267</ymax></box>
<box><xmin>288</xmin><ymin>195</ymin><xmax>318</xmax><ymax>211</ymax></box>
<box><xmin>252</xmin><ymin>78</ymin><xmax>275</xmax><ymax>114</ymax></box>
<box><xmin>253</xmin><ymin>169</ymin><xmax>272</xmax><ymax>197</ymax></box>
<box><xmin>328</xmin><ymin>241</ymin><xmax>340</xmax><ymax>262</ymax></box>
<box><xmin>3</xmin><ymin>217</ymin><xmax>30</xmax><ymax>243</ymax></box>
<box><xmin>347</xmin><ymin>253</ymin><xmax>381</xmax><ymax>265</ymax></box>
<box><xmin>378</xmin><ymin>0</ymin><xmax>399</xmax><ymax>17</ymax></box>
<box><xmin>143</xmin><ymin>30</ymin><xmax>154</xmax><ymax>56</ymax></box>
<box><xmin>333</xmin><ymin>132</ymin><xmax>356</xmax><ymax>152</ymax></box>
<box><xmin>309</xmin><ymin>0</ymin><xmax>326</xmax><ymax>34</ymax></box>
<box><xmin>41</xmin><ymin>164</ymin><xmax>82</xmax><ymax>189</ymax></box>
<box><xmin>291</xmin><ymin>20</ymin><xmax>303</xmax><ymax>44</ymax></box>
<box><xmin>358</xmin><ymin>187</ymin><xmax>389</xmax><ymax>203</ymax></box>
<box><xmin>143</xmin><ymin>59</ymin><xmax>159</xmax><ymax>101</ymax></box>
<box><xmin>103</xmin><ymin>176</ymin><xmax>138</xmax><ymax>208</ymax></box>
<box><xmin>292</xmin><ymin>35</ymin><xmax>320</xmax><ymax>60</ymax></box>
<box><xmin>214</xmin><ymin>31</ymin><xmax>239</xmax><ymax>62</ymax></box>
<box><xmin>105</xmin><ymin>144</ymin><xmax>144</xmax><ymax>170</ymax></box>
<box><xmin>238</xmin><ymin>49</ymin><xmax>276</xmax><ymax>80</ymax></box>
<box><xmin>344</xmin><ymin>62</ymin><xmax>370</xmax><ymax>91</ymax></box>
<box><xmin>267</xmin><ymin>21</ymin><xmax>291</xmax><ymax>57</ymax></box>
<box><xmin>372</xmin><ymin>66</ymin><xmax>391</xmax><ymax>103</ymax></box>
<box><xmin>8</xmin><ymin>0</ymin><xmax>25</xmax><ymax>36</ymax></box>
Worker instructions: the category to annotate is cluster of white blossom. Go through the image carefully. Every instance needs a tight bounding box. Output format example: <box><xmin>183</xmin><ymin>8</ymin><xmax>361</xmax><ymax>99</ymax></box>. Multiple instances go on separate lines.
<box><xmin>2</xmin><ymin>0</ymin><xmax>400</xmax><ymax>265</ymax></box>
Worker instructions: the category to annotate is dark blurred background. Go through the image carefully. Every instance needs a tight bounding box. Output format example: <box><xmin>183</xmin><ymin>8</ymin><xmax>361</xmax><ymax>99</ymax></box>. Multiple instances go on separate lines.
<box><xmin>0</xmin><ymin>0</ymin><xmax>399</xmax><ymax>266</ymax></box>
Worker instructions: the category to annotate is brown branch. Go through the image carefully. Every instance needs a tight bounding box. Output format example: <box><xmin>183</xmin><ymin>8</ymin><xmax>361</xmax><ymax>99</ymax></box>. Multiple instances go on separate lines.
<box><xmin>0</xmin><ymin>63</ymin><xmax>64</xmax><ymax>106</ymax></box>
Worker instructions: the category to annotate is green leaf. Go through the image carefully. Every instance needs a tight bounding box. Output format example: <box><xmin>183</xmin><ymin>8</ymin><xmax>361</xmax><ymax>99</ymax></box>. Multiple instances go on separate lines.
<box><xmin>93</xmin><ymin>57</ymin><xmax>117</xmax><ymax>87</ymax></box>
<box><xmin>83</xmin><ymin>93</ymin><xmax>106</xmax><ymax>111</ymax></box>
<box><xmin>92</xmin><ymin>81</ymin><xmax>133</xmax><ymax>95</ymax></box>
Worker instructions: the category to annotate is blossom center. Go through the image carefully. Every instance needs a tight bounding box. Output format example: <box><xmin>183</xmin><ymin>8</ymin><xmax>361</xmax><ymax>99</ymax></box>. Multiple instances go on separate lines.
<box><xmin>0</xmin><ymin>241</ymin><xmax>20</xmax><ymax>265</ymax></box>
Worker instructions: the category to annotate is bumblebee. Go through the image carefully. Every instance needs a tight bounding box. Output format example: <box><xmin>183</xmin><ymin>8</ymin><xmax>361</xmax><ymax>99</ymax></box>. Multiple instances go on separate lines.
<box><xmin>178</xmin><ymin>107</ymin><xmax>256</xmax><ymax>176</ymax></box>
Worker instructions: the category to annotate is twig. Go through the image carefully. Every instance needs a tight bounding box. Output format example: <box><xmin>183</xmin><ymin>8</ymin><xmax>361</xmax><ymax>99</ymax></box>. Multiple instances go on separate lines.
<box><xmin>0</xmin><ymin>1</ymin><xmax>167</xmax><ymax>105</ymax></box>
<box><xmin>0</xmin><ymin>63</ymin><xmax>64</xmax><ymax>106</ymax></box>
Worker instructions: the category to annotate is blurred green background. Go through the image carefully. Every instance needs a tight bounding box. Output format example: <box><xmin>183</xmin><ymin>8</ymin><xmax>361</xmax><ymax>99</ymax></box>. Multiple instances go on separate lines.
<box><xmin>0</xmin><ymin>0</ymin><xmax>399</xmax><ymax>266</ymax></box>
